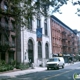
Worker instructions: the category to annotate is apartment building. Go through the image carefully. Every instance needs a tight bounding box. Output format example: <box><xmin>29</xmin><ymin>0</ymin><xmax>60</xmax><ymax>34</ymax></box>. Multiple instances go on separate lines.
<box><xmin>51</xmin><ymin>15</ymin><xmax>78</xmax><ymax>62</ymax></box>
<box><xmin>77</xmin><ymin>31</ymin><xmax>80</xmax><ymax>54</ymax></box>
<box><xmin>0</xmin><ymin>0</ymin><xmax>16</xmax><ymax>63</ymax></box>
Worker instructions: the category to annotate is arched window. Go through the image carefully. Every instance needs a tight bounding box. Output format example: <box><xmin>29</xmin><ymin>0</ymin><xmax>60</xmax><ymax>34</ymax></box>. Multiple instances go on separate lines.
<box><xmin>38</xmin><ymin>41</ymin><xmax>42</xmax><ymax>59</ymax></box>
<box><xmin>28</xmin><ymin>39</ymin><xmax>33</xmax><ymax>50</ymax></box>
<box><xmin>45</xmin><ymin>43</ymin><xmax>49</xmax><ymax>59</ymax></box>
<box><xmin>28</xmin><ymin>39</ymin><xmax>34</xmax><ymax>63</ymax></box>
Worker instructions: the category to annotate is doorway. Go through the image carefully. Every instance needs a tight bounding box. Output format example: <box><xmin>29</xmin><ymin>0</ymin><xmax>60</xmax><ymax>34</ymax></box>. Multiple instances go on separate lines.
<box><xmin>28</xmin><ymin>39</ymin><xmax>34</xmax><ymax>65</ymax></box>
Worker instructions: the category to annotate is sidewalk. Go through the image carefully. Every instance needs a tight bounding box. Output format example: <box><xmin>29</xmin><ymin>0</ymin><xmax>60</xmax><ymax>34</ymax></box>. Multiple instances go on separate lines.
<box><xmin>0</xmin><ymin>62</ymin><xmax>79</xmax><ymax>78</ymax></box>
<box><xmin>0</xmin><ymin>67</ymin><xmax>47</xmax><ymax>78</ymax></box>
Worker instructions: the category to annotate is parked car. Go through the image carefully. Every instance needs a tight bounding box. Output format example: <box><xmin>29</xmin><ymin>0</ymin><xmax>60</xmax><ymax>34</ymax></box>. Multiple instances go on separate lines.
<box><xmin>46</xmin><ymin>57</ymin><xmax>65</xmax><ymax>70</ymax></box>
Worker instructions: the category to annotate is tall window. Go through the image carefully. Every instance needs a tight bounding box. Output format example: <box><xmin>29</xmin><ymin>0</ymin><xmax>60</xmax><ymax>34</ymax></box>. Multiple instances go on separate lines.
<box><xmin>27</xmin><ymin>17</ymin><xmax>32</xmax><ymax>30</ymax></box>
<box><xmin>5</xmin><ymin>17</ymin><xmax>8</xmax><ymax>29</ymax></box>
<box><xmin>28</xmin><ymin>39</ymin><xmax>34</xmax><ymax>63</ymax></box>
<box><xmin>38</xmin><ymin>41</ymin><xmax>42</xmax><ymax>59</ymax></box>
<box><xmin>45</xmin><ymin>43</ymin><xmax>49</xmax><ymax>59</ymax></box>
<box><xmin>28</xmin><ymin>39</ymin><xmax>33</xmax><ymax>50</ymax></box>
<box><xmin>37</xmin><ymin>14</ymin><xmax>41</xmax><ymax>28</ymax></box>
<box><xmin>5</xmin><ymin>34</ymin><xmax>8</xmax><ymax>41</ymax></box>
<box><xmin>11</xmin><ymin>36</ymin><xmax>15</xmax><ymax>47</ymax></box>
<box><xmin>11</xmin><ymin>20</ymin><xmax>15</xmax><ymax>31</ymax></box>
<box><xmin>44</xmin><ymin>18</ymin><xmax>48</xmax><ymax>36</ymax></box>
<box><xmin>4</xmin><ymin>34</ymin><xmax>9</xmax><ymax>45</ymax></box>
<box><xmin>43</xmin><ymin>5</ymin><xmax>48</xmax><ymax>16</ymax></box>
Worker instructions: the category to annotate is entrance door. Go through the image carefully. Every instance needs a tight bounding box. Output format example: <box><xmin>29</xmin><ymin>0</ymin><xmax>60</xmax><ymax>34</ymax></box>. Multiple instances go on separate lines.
<box><xmin>28</xmin><ymin>39</ymin><xmax>34</xmax><ymax>64</ymax></box>
<box><xmin>1</xmin><ymin>52</ymin><xmax>5</xmax><ymax>60</ymax></box>
<box><xmin>8</xmin><ymin>52</ymin><xmax>14</xmax><ymax>63</ymax></box>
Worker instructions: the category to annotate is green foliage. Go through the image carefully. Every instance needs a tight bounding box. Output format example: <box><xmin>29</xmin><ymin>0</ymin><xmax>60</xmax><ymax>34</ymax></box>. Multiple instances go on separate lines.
<box><xmin>0</xmin><ymin>60</ymin><xmax>29</xmax><ymax>72</ymax></box>
<box><xmin>0</xmin><ymin>60</ymin><xmax>14</xmax><ymax>72</ymax></box>
<box><xmin>72</xmin><ymin>0</ymin><xmax>80</xmax><ymax>16</ymax></box>
<box><xmin>0</xmin><ymin>60</ymin><xmax>6</xmax><ymax>65</ymax></box>
<box><xmin>16</xmin><ymin>63</ymin><xmax>29</xmax><ymax>70</ymax></box>
<box><xmin>0</xmin><ymin>0</ymin><xmax>68</xmax><ymax>27</ymax></box>
<box><xmin>10</xmin><ymin>60</ymin><xmax>16</xmax><ymax>68</ymax></box>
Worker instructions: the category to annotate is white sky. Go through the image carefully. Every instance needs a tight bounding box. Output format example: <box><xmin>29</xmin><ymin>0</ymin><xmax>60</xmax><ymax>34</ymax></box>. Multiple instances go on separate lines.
<box><xmin>53</xmin><ymin>1</ymin><xmax>80</xmax><ymax>31</ymax></box>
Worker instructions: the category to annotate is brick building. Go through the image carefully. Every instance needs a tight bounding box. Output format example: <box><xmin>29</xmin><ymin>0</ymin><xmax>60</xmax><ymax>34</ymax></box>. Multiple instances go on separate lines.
<box><xmin>0</xmin><ymin>0</ymin><xmax>16</xmax><ymax>63</ymax></box>
<box><xmin>51</xmin><ymin>15</ymin><xmax>78</xmax><ymax>62</ymax></box>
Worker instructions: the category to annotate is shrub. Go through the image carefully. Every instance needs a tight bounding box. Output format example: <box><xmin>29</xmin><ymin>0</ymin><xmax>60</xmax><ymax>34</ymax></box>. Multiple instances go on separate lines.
<box><xmin>0</xmin><ymin>60</ymin><xmax>6</xmax><ymax>66</ymax></box>
<box><xmin>0</xmin><ymin>66</ymin><xmax>7</xmax><ymax>72</ymax></box>
<box><xmin>16</xmin><ymin>63</ymin><xmax>29</xmax><ymax>70</ymax></box>
<box><xmin>10</xmin><ymin>60</ymin><xmax>16</xmax><ymax>68</ymax></box>
<box><xmin>0</xmin><ymin>61</ymin><xmax>14</xmax><ymax>72</ymax></box>
<box><xmin>0</xmin><ymin>60</ymin><xmax>29</xmax><ymax>72</ymax></box>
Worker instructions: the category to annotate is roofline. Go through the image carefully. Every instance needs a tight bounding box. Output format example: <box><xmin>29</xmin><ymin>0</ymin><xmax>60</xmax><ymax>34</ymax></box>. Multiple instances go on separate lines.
<box><xmin>50</xmin><ymin>15</ymin><xmax>77</xmax><ymax>35</ymax></box>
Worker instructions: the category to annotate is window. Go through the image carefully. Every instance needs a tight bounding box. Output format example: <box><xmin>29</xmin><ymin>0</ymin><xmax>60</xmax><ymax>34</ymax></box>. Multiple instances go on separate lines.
<box><xmin>37</xmin><ymin>18</ymin><xmax>41</xmax><ymax>28</ymax></box>
<box><xmin>37</xmin><ymin>14</ymin><xmax>41</xmax><ymax>28</ymax></box>
<box><xmin>11</xmin><ymin>20</ymin><xmax>15</xmax><ymax>31</ymax></box>
<box><xmin>12</xmin><ymin>36</ymin><xmax>15</xmax><ymax>42</ymax></box>
<box><xmin>5</xmin><ymin>34</ymin><xmax>8</xmax><ymax>41</ymax></box>
<box><xmin>1</xmin><ymin>53</ymin><xmax>5</xmax><ymax>60</ymax></box>
<box><xmin>38</xmin><ymin>41</ymin><xmax>42</xmax><ymax>59</ymax></box>
<box><xmin>4</xmin><ymin>34</ymin><xmax>9</xmax><ymax>45</ymax></box>
<box><xmin>11</xmin><ymin>36</ymin><xmax>15</xmax><ymax>47</ymax></box>
<box><xmin>45</xmin><ymin>43</ymin><xmax>49</xmax><ymax>59</ymax></box>
<box><xmin>28</xmin><ymin>39</ymin><xmax>34</xmax><ymax>63</ymax></box>
<box><xmin>44</xmin><ymin>18</ymin><xmax>48</xmax><ymax>36</ymax></box>
<box><xmin>28</xmin><ymin>39</ymin><xmax>33</xmax><ymax>50</ymax></box>
<box><xmin>9</xmin><ymin>52</ymin><xmax>14</xmax><ymax>63</ymax></box>
<box><xmin>5</xmin><ymin>17</ymin><xmax>8</xmax><ymax>29</ymax></box>
<box><xmin>27</xmin><ymin>17</ymin><xmax>32</xmax><ymax>30</ymax></box>
<box><xmin>43</xmin><ymin>5</ymin><xmax>48</xmax><ymax>16</ymax></box>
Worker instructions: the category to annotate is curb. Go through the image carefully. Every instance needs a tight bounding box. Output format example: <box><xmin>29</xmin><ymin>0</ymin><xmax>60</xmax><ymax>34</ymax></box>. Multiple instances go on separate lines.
<box><xmin>0</xmin><ymin>62</ymin><xmax>79</xmax><ymax>78</ymax></box>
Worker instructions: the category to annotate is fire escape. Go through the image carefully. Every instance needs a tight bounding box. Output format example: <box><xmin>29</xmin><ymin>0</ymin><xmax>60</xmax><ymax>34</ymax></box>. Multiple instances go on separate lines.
<box><xmin>0</xmin><ymin>17</ymin><xmax>10</xmax><ymax>52</ymax></box>
<box><xmin>62</xmin><ymin>31</ymin><xmax>67</xmax><ymax>54</ymax></box>
<box><xmin>67</xmin><ymin>33</ymin><xmax>72</xmax><ymax>54</ymax></box>
<box><xmin>0</xmin><ymin>0</ymin><xmax>16</xmax><ymax>61</ymax></box>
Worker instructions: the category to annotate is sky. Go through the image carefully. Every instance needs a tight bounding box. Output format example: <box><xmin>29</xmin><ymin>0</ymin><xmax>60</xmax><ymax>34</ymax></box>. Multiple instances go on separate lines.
<box><xmin>53</xmin><ymin>1</ymin><xmax>80</xmax><ymax>31</ymax></box>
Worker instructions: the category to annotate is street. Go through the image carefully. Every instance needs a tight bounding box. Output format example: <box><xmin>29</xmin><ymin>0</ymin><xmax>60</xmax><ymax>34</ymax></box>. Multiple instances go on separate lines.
<box><xmin>0</xmin><ymin>62</ymin><xmax>80</xmax><ymax>80</ymax></box>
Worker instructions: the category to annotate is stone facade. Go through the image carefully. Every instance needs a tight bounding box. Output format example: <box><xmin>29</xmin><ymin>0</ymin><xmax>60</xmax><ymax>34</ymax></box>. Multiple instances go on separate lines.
<box><xmin>19</xmin><ymin>15</ymin><xmax>52</xmax><ymax>67</ymax></box>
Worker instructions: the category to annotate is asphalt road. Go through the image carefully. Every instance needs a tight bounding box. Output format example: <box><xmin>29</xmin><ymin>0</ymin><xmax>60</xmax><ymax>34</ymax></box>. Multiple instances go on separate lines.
<box><xmin>0</xmin><ymin>62</ymin><xmax>80</xmax><ymax>80</ymax></box>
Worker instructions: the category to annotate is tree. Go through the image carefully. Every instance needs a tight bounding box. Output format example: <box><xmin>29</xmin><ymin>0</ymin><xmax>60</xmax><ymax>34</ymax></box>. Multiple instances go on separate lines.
<box><xmin>72</xmin><ymin>0</ymin><xmax>80</xmax><ymax>16</ymax></box>
<box><xmin>0</xmin><ymin>0</ymin><xmax>68</xmax><ymax>27</ymax></box>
